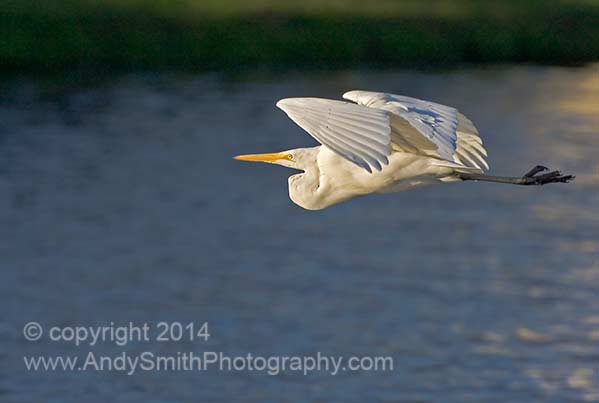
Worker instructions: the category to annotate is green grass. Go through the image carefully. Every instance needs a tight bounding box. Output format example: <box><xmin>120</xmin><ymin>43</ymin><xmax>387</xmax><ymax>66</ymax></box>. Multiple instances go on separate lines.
<box><xmin>1</xmin><ymin>0</ymin><xmax>599</xmax><ymax>73</ymax></box>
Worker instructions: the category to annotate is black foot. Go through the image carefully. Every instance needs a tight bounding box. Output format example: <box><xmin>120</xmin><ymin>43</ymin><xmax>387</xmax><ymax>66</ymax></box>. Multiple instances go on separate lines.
<box><xmin>524</xmin><ymin>165</ymin><xmax>548</xmax><ymax>177</ymax></box>
<box><xmin>521</xmin><ymin>166</ymin><xmax>575</xmax><ymax>185</ymax></box>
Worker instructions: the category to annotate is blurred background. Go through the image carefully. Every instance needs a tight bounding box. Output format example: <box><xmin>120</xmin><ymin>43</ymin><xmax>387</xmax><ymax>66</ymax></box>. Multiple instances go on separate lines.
<box><xmin>1</xmin><ymin>1</ymin><xmax>598</xmax><ymax>402</ymax></box>
<box><xmin>2</xmin><ymin>0</ymin><xmax>599</xmax><ymax>73</ymax></box>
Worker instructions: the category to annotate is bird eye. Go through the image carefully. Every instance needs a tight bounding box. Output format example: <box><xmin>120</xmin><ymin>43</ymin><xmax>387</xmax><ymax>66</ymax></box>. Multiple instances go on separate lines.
<box><xmin>287</xmin><ymin>154</ymin><xmax>294</xmax><ymax>161</ymax></box>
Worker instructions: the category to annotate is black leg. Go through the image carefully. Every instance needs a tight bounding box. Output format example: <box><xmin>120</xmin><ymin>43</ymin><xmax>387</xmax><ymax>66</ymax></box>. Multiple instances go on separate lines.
<box><xmin>458</xmin><ymin>165</ymin><xmax>575</xmax><ymax>186</ymax></box>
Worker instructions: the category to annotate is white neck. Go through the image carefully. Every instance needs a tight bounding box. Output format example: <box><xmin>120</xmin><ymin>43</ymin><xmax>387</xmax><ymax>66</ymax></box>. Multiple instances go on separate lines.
<box><xmin>288</xmin><ymin>169</ymin><xmax>321</xmax><ymax>209</ymax></box>
<box><xmin>286</xmin><ymin>147</ymin><xmax>327</xmax><ymax>210</ymax></box>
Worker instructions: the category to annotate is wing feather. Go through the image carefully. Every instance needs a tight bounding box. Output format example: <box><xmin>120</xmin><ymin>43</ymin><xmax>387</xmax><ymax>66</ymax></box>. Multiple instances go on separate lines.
<box><xmin>343</xmin><ymin>90</ymin><xmax>489</xmax><ymax>171</ymax></box>
<box><xmin>319</xmin><ymin>126</ymin><xmax>389</xmax><ymax>164</ymax></box>
<box><xmin>276</xmin><ymin>92</ymin><xmax>489</xmax><ymax>173</ymax></box>
<box><xmin>276</xmin><ymin>97</ymin><xmax>391</xmax><ymax>172</ymax></box>
<box><xmin>320</xmin><ymin>127</ymin><xmax>385</xmax><ymax>171</ymax></box>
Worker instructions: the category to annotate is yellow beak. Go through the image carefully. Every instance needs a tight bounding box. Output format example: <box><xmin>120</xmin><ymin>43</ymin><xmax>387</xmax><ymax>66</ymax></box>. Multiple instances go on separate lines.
<box><xmin>234</xmin><ymin>152</ymin><xmax>291</xmax><ymax>163</ymax></box>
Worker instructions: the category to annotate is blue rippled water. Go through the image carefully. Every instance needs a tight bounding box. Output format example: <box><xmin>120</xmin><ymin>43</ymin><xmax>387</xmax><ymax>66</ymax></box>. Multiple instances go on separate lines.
<box><xmin>1</xmin><ymin>65</ymin><xmax>598</xmax><ymax>402</ymax></box>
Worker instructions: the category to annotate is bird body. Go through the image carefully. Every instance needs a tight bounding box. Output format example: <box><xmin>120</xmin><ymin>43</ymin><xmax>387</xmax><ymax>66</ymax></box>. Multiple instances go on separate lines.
<box><xmin>286</xmin><ymin>146</ymin><xmax>456</xmax><ymax>210</ymax></box>
<box><xmin>235</xmin><ymin>90</ymin><xmax>573</xmax><ymax>210</ymax></box>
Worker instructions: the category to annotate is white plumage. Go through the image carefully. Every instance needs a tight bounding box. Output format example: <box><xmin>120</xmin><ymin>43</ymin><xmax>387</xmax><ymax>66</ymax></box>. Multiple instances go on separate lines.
<box><xmin>235</xmin><ymin>90</ymin><xmax>572</xmax><ymax>210</ymax></box>
<box><xmin>277</xmin><ymin>91</ymin><xmax>488</xmax><ymax>174</ymax></box>
<box><xmin>276</xmin><ymin>97</ymin><xmax>392</xmax><ymax>173</ymax></box>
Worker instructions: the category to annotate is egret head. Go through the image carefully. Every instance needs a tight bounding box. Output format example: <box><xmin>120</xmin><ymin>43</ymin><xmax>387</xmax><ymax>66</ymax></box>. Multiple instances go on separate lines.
<box><xmin>234</xmin><ymin>147</ymin><xmax>329</xmax><ymax>209</ymax></box>
<box><xmin>234</xmin><ymin>148</ymin><xmax>315</xmax><ymax>170</ymax></box>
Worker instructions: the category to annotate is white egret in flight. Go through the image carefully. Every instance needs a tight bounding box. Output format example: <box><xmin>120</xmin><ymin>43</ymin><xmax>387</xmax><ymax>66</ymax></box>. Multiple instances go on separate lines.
<box><xmin>235</xmin><ymin>91</ymin><xmax>574</xmax><ymax>210</ymax></box>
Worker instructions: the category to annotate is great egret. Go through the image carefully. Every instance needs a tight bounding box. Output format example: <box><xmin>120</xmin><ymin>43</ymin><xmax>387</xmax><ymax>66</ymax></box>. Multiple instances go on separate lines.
<box><xmin>235</xmin><ymin>91</ymin><xmax>574</xmax><ymax>210</ymax></box>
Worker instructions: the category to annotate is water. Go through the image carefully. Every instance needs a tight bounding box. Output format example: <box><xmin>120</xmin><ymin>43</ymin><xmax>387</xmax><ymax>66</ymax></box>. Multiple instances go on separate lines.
<box><xmin>1</xmin><ymin>65</ymin><xmax>598</xmax><ymax>402</ymax></box>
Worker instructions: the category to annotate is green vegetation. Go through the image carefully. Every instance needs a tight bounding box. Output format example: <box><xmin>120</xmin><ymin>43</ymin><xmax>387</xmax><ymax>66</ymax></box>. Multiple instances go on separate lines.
<box><xmin>2</xmin><ymin>0</ymin><xmax>598</xmax><ymax>73</ymax></box>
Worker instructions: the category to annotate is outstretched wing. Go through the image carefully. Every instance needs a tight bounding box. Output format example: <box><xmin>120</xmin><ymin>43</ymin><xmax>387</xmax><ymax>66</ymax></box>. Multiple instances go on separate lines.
<box><xmin>343</xmin><ymin>90</ymin><xmax>488</xmax><ymax>171</ymax></box>
<box><xmin>276</xmin><ymin>98</ymin><xmax>391</xmax><ymax>173</ymax></box>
